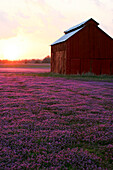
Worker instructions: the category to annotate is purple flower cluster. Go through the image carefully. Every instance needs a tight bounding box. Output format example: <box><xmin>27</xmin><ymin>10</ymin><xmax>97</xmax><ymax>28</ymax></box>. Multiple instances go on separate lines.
<box><xmin>0</xmin><ymin>73</ymin><xmax>113</xmax><ymax>169</ymax></box>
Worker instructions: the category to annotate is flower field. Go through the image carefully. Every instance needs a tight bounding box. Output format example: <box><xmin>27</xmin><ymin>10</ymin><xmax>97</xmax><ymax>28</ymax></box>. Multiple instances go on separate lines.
<box><xmin>0</xmin><ymin>73</ymin><xmax>113</xmax><ymax>169</ymax></box>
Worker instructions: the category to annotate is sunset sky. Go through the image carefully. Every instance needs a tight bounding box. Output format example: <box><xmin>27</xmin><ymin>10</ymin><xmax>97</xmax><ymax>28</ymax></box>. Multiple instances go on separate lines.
<box><xmin>0</xmin><ymin>0</ymin><xmax>113</xmax><ymax>60</ymax></box>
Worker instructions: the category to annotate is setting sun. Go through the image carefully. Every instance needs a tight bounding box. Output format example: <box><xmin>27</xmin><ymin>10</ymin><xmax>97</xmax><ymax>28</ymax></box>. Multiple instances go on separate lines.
<box><xmin>3</xmin><ymin>43</ymin><xmax>20</xmax><ymax>61</ymax></box>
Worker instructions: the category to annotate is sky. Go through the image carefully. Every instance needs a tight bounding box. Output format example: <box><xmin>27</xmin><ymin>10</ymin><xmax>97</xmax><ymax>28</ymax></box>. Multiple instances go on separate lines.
<box><xmin>0</xmin><ymin>0</ymin><xmax>113</xmax><ymax>60</ymax></box>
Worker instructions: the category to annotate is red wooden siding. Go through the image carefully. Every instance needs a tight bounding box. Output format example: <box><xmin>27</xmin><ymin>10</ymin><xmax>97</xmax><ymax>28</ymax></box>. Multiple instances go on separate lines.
<box><xmin>78</xmin><ymin>26</ymin><xmax>90</xmax><ymax>59</ymax></box>
<box><xmin>81</xmin><ymin>59</ymin><xmax>91</xmax><ymax>73</ymax></box>
<box><xmin>111</xmin><ymin>60</ymin><xmax>113</xmax><ymax>74</ymax></box>
<box><xmin>91</xmin><ymin>60</ymin><xmax>101</xmax><ymax>75</ymax></box>
<box><xmin>51</xmin><ymin>43</ymin><xmax>66</xmax><ymax>74</ymax></box>
<box><xmin>70</xmin><ymin>59</ymin><xmax>81</xmax><ymax>74</ymax></box>
<box><xmin>90</xmin><ymin>25</ymin><xmax>113</xmax><ymax>60</ymax></box>
<box><xmin>101</xmin><ymin>60</ymin><xmax>111</xmax><ymax>74</ymax></box>
<box><xmin>66</xmin><ymin>40</ymin><xmax>71</xmax><ymax>74</ymax></box>
<box><xmin>68</xmin><ymin>34</ymin><xmax>79</xmax><ymax>59</ymax></box>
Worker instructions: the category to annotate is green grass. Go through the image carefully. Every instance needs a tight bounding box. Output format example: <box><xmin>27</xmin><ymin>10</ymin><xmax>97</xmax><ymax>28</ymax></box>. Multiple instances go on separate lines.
<box><xmin>10</xmin><ymin>72</ymin><xmax>113</xmax><ymax>82</ymax></box>
<box><xmin>35</xmin><ymin>72</ymin><xmax>113</xmax><ymax>81</ymax></box>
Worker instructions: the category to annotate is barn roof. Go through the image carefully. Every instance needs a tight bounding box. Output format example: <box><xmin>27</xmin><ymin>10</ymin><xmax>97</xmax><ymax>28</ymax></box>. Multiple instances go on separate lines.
<box><xmin>64</xmin><ymin>19</ymin><xmax>88</xmax><ymax>34</ymax></box>
<box><xmin>51</xmin><ymin>18</ymin><xmax>99</xmax><ymax>46</ymax></box>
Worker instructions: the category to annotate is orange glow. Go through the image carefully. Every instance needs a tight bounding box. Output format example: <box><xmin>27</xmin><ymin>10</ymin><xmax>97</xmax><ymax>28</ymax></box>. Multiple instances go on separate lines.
<box><xmin>3</xmin><ymin>43</ymin><xmax>20</xmax><ymax>61</ymax></box>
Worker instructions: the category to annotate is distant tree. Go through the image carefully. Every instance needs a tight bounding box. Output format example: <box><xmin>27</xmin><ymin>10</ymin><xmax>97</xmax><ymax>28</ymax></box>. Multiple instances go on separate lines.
<box><xmin>42</xmin><ymin>55</ymin><xmax>51</xmax><ymax>63</ymax></box>
<box><xmin>35</xmin><ymin>59</ymin><xmax>41</xmax><ymax>63</ymax></box>
<box><xmin>24</xmin><ymin>59</ymin><xmax>28</xmax><ymax>64</ymax></box>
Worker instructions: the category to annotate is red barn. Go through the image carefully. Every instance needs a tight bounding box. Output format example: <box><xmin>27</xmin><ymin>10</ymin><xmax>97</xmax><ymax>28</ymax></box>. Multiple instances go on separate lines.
<box><xmin>51</xmin><ymin>18</ymin><xmax>113</xmax><ymax>75</ymax></box>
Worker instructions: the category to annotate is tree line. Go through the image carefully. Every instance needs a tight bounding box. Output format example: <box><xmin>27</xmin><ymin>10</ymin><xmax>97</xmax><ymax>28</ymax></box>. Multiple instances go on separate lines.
<box><xmin>0</xmin><ymin>56</ymin><xmax>51</xmax><ymax>64</ymax></box>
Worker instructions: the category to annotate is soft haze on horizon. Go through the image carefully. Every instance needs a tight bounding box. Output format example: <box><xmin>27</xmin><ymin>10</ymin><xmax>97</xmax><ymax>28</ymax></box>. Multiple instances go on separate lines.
<box><xmin>0</xmin><ymin>0</ymin><xmax>113</xmax><ymax>60</ymax></box>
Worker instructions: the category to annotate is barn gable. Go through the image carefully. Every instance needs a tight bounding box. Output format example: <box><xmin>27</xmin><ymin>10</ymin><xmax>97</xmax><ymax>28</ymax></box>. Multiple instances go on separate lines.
<box><xmin>64</xmin><ymin>18</ymin><xmax>99</xmax><ymax>33</ymax></box>
<box><xmin>51</xmin><ymin>18</ymin><xmax>113</xmax><ymax>75</ymax></box>
<box><xmin>51</xmin><ymin>18</ymin><xmax>98</xmax><ymax>46</ymax></box>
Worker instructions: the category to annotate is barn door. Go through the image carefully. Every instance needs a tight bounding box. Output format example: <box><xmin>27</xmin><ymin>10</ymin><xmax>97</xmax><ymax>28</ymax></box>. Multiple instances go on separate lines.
<box><xmin>55</xmin><ymin>51</ymin><xmax>66</xmax><ymax>74</ymax></box>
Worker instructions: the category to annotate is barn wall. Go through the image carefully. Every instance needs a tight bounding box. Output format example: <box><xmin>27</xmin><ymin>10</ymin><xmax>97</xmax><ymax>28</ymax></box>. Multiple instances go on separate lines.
<box><xmin>66</xmin><ymin>25</ymin><xmax>91</xmax><ymax>74</ymax></box>
<box><xmin>81</xmin><ymin>59</ymin><xmax>112</xmax><ymax>75</ymax></box>
<box><xmin>90</xmin><ymin>25</ymin><xmax>113</xmax><ymax>59</ymax></box>
<box><xmin>66</xmin><ymin>40</ymin><xmax>71</xmax><ymax>74</ymax></box>
<box><xmin>81</xmin><ymin>59</ymin><xmax>91</xmax><ymax>73</ymax></box>
<box><xmin>66</xmin><ymin>24</ymin><xmax>113</xmax><ymax>75</ymax></box>
<box><xmin>70</xmin><ymin>59</ymin><xmax>81</xmax><ymax>74</ymax></box>
<box><xmin>89</xmin><ymin>24</ymin><xmax>113</xmax><ymax>74</ymax></box>
<box><xmin>111</xmin><ymin>59</ymin><xmax>113</xmax><ymax>74</ymax></box>
<box><xmin>78</xmin><ymin>25</ymin><xmax>91</xmax><ymax>60</ymax></box>
<box><xmin>51</xmin><ymin>43</ymin><xmax>66</xmax><ymax>74</ymax></box>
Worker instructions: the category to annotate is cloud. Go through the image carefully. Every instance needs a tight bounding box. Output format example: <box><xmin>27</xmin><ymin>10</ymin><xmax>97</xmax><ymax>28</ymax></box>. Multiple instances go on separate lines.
<box><xmin>0</xmin><ymin>11</ymin><xmax>19</xmax><ymax>39</ymax></box>
<box><xmin>91</xmin><ymin>0</ymin><xmax>102</xmax><ymax>6</ymax></box>
<box><xmin>16</xmin><ymin>0</ymin><xmax>66</xmax><ymax>36</ymax></box>
<box><xmin>0</xmin><ymin>0</ymin><xmax>68</xmax><ymax>40</ymax></box>
<box><xmin>17</xmin><ymin>12</ymin><xmax>30</xmax><ymax>19</ymax></box>
<box><xmin>24</xmin><ymin>0</ymin><xmax>46</xmax><ymax>10</ymax></box>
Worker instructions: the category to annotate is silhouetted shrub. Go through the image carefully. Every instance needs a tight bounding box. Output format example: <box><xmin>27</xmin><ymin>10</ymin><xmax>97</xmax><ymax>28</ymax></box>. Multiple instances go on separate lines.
<box><xmin>42</xmin><ymin>56</ymin><xmax>51</xmax><ymax>63</ymax></box>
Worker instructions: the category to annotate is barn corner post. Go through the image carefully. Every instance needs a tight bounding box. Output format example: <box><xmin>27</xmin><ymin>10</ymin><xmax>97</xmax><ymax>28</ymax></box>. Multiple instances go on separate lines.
<box><xmin>65</xmin><ymin>40</ymin><xmax>71</xmax><ymax>74</ymax></box>
<box><xmin>51</xmin><ymin>45</ymin><xmax>53</xmax><ymax>73</ymax></box>
<box><xmin>111</xmin><ymin>40</ymin><xmax>113</xmax><ymax>74</ymax></box>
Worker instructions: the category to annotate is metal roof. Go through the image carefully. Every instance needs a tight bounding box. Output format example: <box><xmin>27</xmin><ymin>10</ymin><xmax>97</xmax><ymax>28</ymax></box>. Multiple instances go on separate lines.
<box><xmin>64</xmin><ymin>19</ymin><xmax>88</xmax><ymax>34</ymax></box>
<box><xmin>51</xmin><ymin>26</ymin><xmax>84</xmax><ymax>46</ymax></box>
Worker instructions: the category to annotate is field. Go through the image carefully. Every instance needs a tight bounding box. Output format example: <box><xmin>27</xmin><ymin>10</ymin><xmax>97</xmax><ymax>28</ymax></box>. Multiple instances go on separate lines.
<box><xmin>0</xmin><ymin>72</ymin><xmax>113</xmax><ymax>169</ymax></box>
<box><xmin>0</xmin><ymin>63</ymin><xmax>50</xmax><ymax>68</ymax></box>
<box><xmin>0</xmin><ymin>63</ymin><xmax>50</xmax><ymax>73</ymax></box>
